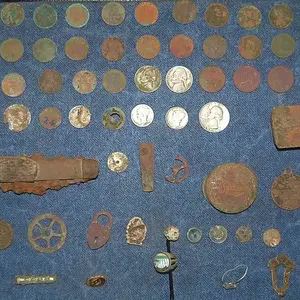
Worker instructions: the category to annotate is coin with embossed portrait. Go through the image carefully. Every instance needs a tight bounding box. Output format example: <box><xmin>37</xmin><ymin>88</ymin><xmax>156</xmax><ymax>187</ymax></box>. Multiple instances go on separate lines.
<box><xmin>233</xmin><ymin>66</ymin><xmax>260</xmax><ymax>93</ymax></box>
<box><xmin>0</xmin><ymin>38</ymin><xmax>24</xmax><ymax>63</ymax></box>
<box><xmin>65</xmin><ymin>37</ymin><xmax>89</xmax><ymax>61</ymax></box>
<box><xmin>1</xmin><ymin>3</ymin><xmax>24</xmax><ymax>27</ymax></box>
<box><xmin>73</xmin><ymin>70</ymin><xmax>97</xmax><ymax>94</ymax></box>
<box><xmin>166</xmin><ymin>66</ymin><xmax>193</xmax><ymax>94</ymax></box>
<box><xmin>203</xmin><ymin>35</ymin><xmax>227</xmax><ymax>59</ymax></box>
<box><xmin>34</xmin><ymin>4</ymin><xmax>57</xmax><ymax>29</ymax></box>
<box><xmin>170</xmin><ymin>34</ymin><xmax>194</xmax><ymax>59</ymax></box>
<box><xmin>131</xmin><ymin>104</ymin><xmax>154</xmax><ymax>128</ymax></box>
<box><xmin>39</xmin><ymin>107</ymin><xmax>62</xmax><ymax>130</ymax></box>
<box><xmin>33</xmin><ymin>38</ymin><xmax>57</xmax><ymax>63</ymax></box>
<box><xmin>238</xmin><ymin>5</ymin><xmax>261</xmax><ymax>29</ymax></box>
<box><xmin>271</xmin><ymin>34</ymin><xmax>295</xmax><ymax>59</ymax></box>
<box><xmin>39</xmin><ymin>70</ymin><xmax>63</xmax><ymax>94</ymax></box>
<box><xmin>2</xmin><ymin>73</ymin><xmax>26</xmax><ymax>97</ymax></box>
<box><xmin>69</xmin><ymin>105</ymin><xmax>91</xmax><ymax>129</ymax></box>
<box><xmin>135</xmin><ymin>2</ymin><xmax>158</xmax><ymax>26</ymax></box>
<box><xmin>102</xmin><ymin>69</ymin><xmax>126</xmax><ymax>94</ymax></box>
<box><xmin>269</xmin><ymin>5</ymin><xmax>293</xmax><ymax>29</ymax></box>
<box><xmin>3</xmin><ymin>104</ymin><xmax>31</xmax><ymax>132</ymax></box>
<box><xmin>205</xmin><ymin>4</ymin><xmax>229</xmax><ymax>28</ymax></box>
<box><xmin>135</xmin><ymin>66</ymin><xmax>161</xmax><ymax>93</ymax></box>
<box><xmin>199</xmin><ymin>66</ymin><xmax>225</xmax><ymax>93</ymax></box>
<box><xmin>165</xmin><ymin>107</ymin><xmax>188</xmax><ymax>130</ymax></box>
<box><xmin>238</xmin><ymin>36</ymin><xmax>262</xmax><ymax>60</ymax></box>
<box><xmin>102</xmin><ymin>2</ymin><xmax>125</xmax><ymax>26</ymax></box>
<box><xmin>172</xmin><ymin>0</ymin><xmax>197</xmax><ymax>24</ymax></box>
<box><xmin>66</xmin><ymin>4</ymin><xmax>89</xmax><ymax>28</ymax></box>
<box><xmin>136</xmin><ymin>35</ymin><xmax>160</xmax><ymax>59</ymax></box>
<box><xmin>102</xmin><ymin>37</ymin><xmax>125</xmax><ymax>62</ymax></box>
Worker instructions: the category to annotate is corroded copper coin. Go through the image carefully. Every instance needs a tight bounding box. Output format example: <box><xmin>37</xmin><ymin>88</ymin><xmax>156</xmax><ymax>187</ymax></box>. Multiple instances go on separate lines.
<box><xmin>203</xmin><ymin>163</ymin><xmax>258</xmax><ymax>214</ymax></box>
<box><xmin>263</xmin><ymin>229</ymin><xmax>281</xmax><ymax>247</ymax></box>
<box><xmin>135</xmin><ymin>2</ymin><xmax>158</xmax><ymax>26</ymax></box>
<box><xmin>69</xmin><ymin>105</ymin><xmax>91</xmax><ymax>128</ymax></box>
<box><xmin>73</xmin><ymin>70</ymin><xmax>97</xmax><ymax>94</ymax></box>
<box><xmin>172</xmin><ymin>0</ymin><xmax>197</xmax><ymax>24</ymax></box>
<box><xmin>33</xmin><ymin>38</ymin><xmax>57</xmax><ymax>63</ymax></box>
<box><xmin>102</xmin><ymin>69</ymin><xmax>126</xmax><ymax>93</ymax></box>
<box><xmin>170</xmin><ymin>34</ymin><xmax>194</xmax><ymax>59</ymax></box>
<box><xmin>198</xmin><ymin>66</ymin><xmax>225</xmax><ymax>93</ymax></box>
<box><xmin>39</xmin><ymin>70</ymin><xmax>63</xmax><ymax>94</ymax></box>
<box><xmin>0</xmin><ymin>221</ymin><xmax>14</xmax><ymax>250</ymax></box>
<box><xmin>271</xmin><ymin>34</ymin><xmax>295</xmax><ymax>59</ymax></box>
<box><xmin>205</xmin><ymin>4</ymin><xmax>229</xmax><ymax>28</ymax></box>
<box><xmin>65</xmin><ymin>37</ymin><xmax>89</xmax><ymax>61</ymax></box>
<box><xmin>3</xmin><ymin>104</ymin><xmax>31</xmax><ymax>132</ymax></box>
<box><xmin>66</xmin><ymin>4</ymin><xmax>89</xmax><ymax>28</ymax></box>
<box><xmin>269</xmin><ymin>5</ymin><xmax>293</xmax><ymax>29</ymax></box>
<box><xmin>0</xmin><ymin>38</ymin><xmax>24</xmax><ymax>62</ymax></box>
<box><xmin>236</xmin><ymin>226</ymin><xmax>252</xmax><ymax>243</ymax></box>
<box><xmin>267</xmin><ymin>66</ymin><xmax>294</xmax><ymax>93</ymax></box>
<box><xmin>238</xmin><ymin>5</ymin><xmax>262</xmax><ymax>29</ymax></box>
<box><xmin>238</xmin><ymin>36</ymin><xmax>262</xmax><ymax>60</ymax></box>
<box><xmin>39</xmin><ymin>107</ymin><xmax>62</xmax><ymax>130</ymax></box>
<box><xmin>34</xmin><ymin>4</ymin><xmax>57</xmax><ymax>29</ymax></box>
<box><xmin>101</xmin><ymin>37</ymin><xmax>125</xmax><ymax>61</ymax></box>
<box><xmin>233</xmin><ymin>66</ymin><xmax>260</xmax><ymax>93</ymax></box>
<box><xmin>136</xmin><ymin>35</ymin><xmax>160</xmax><ymax>59</ymax></box>
<box><xmin>2</xmin><ymin>73</ymin><xmax>26</xmax><ymax>97</ymax></box>
<box><xmin>203</xmin><ymin>35</ymin><xmax>227</xmax><ymax>59</ymax></box>
<box><xmin>102</xmin><ymin>2</ymin><xmax>125</xmax><ymax>26</ymax></box>
<box><xmin>1</xmin><ymin>3</ymin><xmax>24</xmax><ymax>27</ymax></box>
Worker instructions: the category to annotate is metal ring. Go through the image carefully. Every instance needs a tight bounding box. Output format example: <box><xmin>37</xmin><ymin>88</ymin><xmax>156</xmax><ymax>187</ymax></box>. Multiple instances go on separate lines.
<box><xmin>102</xmin><ymin>107</ymin><xmax>125</xmax><ymax>130</ymax></box>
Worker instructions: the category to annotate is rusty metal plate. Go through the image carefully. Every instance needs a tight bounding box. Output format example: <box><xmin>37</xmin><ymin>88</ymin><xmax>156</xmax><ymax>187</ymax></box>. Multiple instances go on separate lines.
<box><xmin>139</xmin><ymin>142</ymin><xmax>154</xmax><ymax>192</ymax></box>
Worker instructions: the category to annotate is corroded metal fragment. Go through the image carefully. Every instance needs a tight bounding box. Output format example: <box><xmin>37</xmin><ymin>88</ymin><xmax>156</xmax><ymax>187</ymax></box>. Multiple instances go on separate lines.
<box><xmin>165</xmin><ymin>156</ymin><xmax>189</xmax><ymax>184</ymax></box>
<box><xmin>15</xmin><ymin>275</ymin><xmax>56</xmax><ymax>285</ymax></box>
<box><xmin>126</xmin><ymin>217</ymin><xmax>147</xmax><ymax>246</ymax></box>
<box><xmin>86</xmin><ymin>275</ymin><xmax>107</xmax><ymax>287</ymax></box>
<box><xmin>139</xmin><ymin>143</ymin><xmax>154</xmax><ymax>192</ymax></box>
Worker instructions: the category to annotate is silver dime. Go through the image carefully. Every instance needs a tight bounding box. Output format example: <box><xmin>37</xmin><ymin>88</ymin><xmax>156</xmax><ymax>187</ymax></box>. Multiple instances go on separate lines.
<box><xmin>165</xmin><ymin>107</ymin><xmax>188</xmax><ymax>130</ymax></box>
<box><xmin>68</xmin><ymin>105</ymin><xmax>91</xmax><ymax>128</ymax></box>
<box><xmin>199</xmin><ymin>102</ymin><xmax>230</xmax><ymax>133</ymax></box>
<box><xmin>166</xmin><ymin>66</ymin><xmax>193</xmax><ymax>93</ymax></box>
<box><xmin>131</xmin><ymin>104</ymin><xmax>154</xmax><ymax>127</ymax></box>
<box><xmin>135</xmin><ymin>66</ymin><xmax>162</xmax><ymax>93</ymax></box>
<box><xmin>209</xmin><ymin>225</ymin><xmax>228</xmax><ymax>244</ymax></box>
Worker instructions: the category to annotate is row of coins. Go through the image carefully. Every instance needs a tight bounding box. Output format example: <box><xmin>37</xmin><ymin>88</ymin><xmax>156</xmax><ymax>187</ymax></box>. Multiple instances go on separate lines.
<box><xmin>2</xmin><ymin>103</ymin><xmax>230</xmax><ymax>133</ymax></box>
<box><xmin>0</xmin><ymin>3</ymin><xmax>294</xmax><ymax>29</ymax></box>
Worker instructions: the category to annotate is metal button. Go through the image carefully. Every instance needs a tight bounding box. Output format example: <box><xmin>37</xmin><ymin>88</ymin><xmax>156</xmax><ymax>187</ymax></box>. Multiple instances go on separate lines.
<box><xmin>187</xmin><ymin>227</ymin><xmax>202</xmax><ymax>243</ymax></box>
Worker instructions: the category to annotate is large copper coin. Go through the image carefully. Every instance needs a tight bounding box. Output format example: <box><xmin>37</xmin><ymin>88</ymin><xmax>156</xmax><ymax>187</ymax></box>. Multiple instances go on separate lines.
<box><xmin>65</xmin><ymin>37</ymin><xmax>89</xmax><ymax>61</ymax></box>
<box><xmin>170</xmin><ymin>34</ymin><xmax>194</xmax><ymax>59</ymax></box>
<box><xmin>39</xmin><ymin>107</ymin><xmax>62</xmax><ymax>130</ymax></box>
<box><xmin>198</xmin><ymin>66</ymin><xmax>225</xmax><ymax>93</ymax></box>
<box><xmin>269</xmin><ymin>5</ymin><xmax>293</xmax><ymax>29</ymax></box>
<box><xmin>101</xmin><ymin>37</ymin><xmax>125</xmax><ymax>61</ymax></box>
<box><xmin>73</xmin><ymin>70</ymin><xmax>97</xmax><ymax>94</ymax></box>
<box><xmin>66</xmin><ymin>4</ymin><xmax>89</xmax><ymax>28</ymax></box>
<box><xmin>238</xmin><ymin>36</ymin><xmax>262</xmax><ymax>60</ymax></box>
<box><xmin>102</xmin><ymin>69</ymin><xmax>126</xmax><ymax>94</ymax></box>
<box><xmin>33</xmin><ymin>38</ymin><xmax>57</xmax><ymax>63</ymax></box>
<box><xmin>0</xmin><ymin>38</ymin><xmax>24</xmax><ymax>62</ymax></box>
<box><xmin>233</xmin><ymin>66</ymin><xmax>260</xmax><ymax>93</ymax></box>
<box><xmin>102</xmin><ymin>2</ymin><xmax>125</xmax><ymax>26</ymax></box>
<box><xmin>0</xmin><ymin>221</ymin><xmax>13</xmax><ymax>250</ymax></box>
<box><xmin>136</xmin><ymin>35</ymin><xmax>160</xmax><ymax>59</ymax></box>
<box><xmin>39</xmin><ymin>70</ymin><xmax>63</xmax><ymax>94</ymax></box>
<box><xmin>2</xmin><ymin>73</ymin><xmax>26</xmax><ymax>97</ymax></box>
<box><xmin>205</xmin><ymin>4</ymin><xmax>229</xmax><ymax>28</ymax></box>
<box><xmin>3</xmin><ymin>104</ymin><xmax>31</xmax><ymax>132</ymax></box>
<box><xmin>172</xmin><ymin>0</ymin><xmax>197</xmax><ymax>24</ymax></box>
<box><xmin>267</xmin><ymin>66</ymin><xmax>294</xmax><ymax>93</ymax></box>
<box><xmin>271</xmin><ymin>34</ymin><xmax>295</xmax><ymax>59</ymax></box>
<box><xmin>203</xmin><ymin>35</ymin><xmax>227</xmax><ymax>59</ymax></box>
<box><xmin>203</xmin><ymin>163</ymin><xmax>258</xmax><ymax>214</ymax></box>
<box><xmin>238</xmin><ymin>5</ymin><xmax>262</xmax><ymax>29</ymax></box>
<box><xmin>135</xmin><ymin>2</ymin><xmax>158</xmax><ymax>26</ymax></box>
<box><xmin>1</xmin><ymin>3</ymin><xmax>24</xmax><ymax>27</ymax></box>
<box><xmin>34</xmin><ymin>4</ymin><xmax>57</xmax><ymax>29</ymax></box>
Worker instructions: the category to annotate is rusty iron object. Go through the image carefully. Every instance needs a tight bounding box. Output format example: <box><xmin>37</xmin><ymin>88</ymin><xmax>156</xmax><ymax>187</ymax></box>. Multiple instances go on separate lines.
<box><xmin>87</xmin><ymin>211</ymin><xmax>113</xmax><ymax>249</ymax></box>
<box><xmin>268</xmin><ymin>254</ymin><xmax>295</xmax><ymax>297</ymax></box>
<box><xmin>86</xmin><ymin>275</ymin><xmax>107</xmax><ymax>287</ymax></box>
<box><xmin>126</xmin><ymin>216</ymin><xmax>147</xmax><ymax>246</ymax></box>
<box><xmin>165</xmin><ymin>156</ymin><xmax>189</xmax><ymax>184</ymax></box>
<box><xmin>139</xmin><ymin>142</ymin><xmax>154</xmax><ymax>192</ymax></box>
<box><xmin>15</xmin><ymin>275</ymin><xmax>56</xmax><ymax>285</ymax></box>
<box><xmin>0</xmin><ymin>153</ymin><xmax>98</xmax><ymax>195</ymax></box>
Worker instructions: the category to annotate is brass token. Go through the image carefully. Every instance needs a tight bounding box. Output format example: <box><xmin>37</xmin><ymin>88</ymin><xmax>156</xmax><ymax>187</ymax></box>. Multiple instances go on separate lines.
<box><xmin>3</xmin><ymin>104</ymin><xmax>31</xmax><ymax>132</ymax></box>
<box><xmin>205</xmin><ymin>4</ymin><xmax>229</xmax><ymax>28</ymax></box>
<box><xmin>66</xmin><ymin>4</ymin><xmax>89</xmax><ymax>28</ymax></box>
<box><xmin>170</xmin><ymin>34</ymin><xmax>194</xmax><ymax>59</ymax></box>
<box><xmin>238</xmin><ymin>36</ymin><xmax>262</xmax><ymax>60</ymax></box>
<box><xmin>2</xmin><ymin>73</ymin><xmax>26</xmax><ymax>97</ymax></box>
<box><xmin>136</xmin><ymin>35</ymin><xmax>160</xmax><ymax>59</ymax></box>
<box><xmin>65</xmin><ymin>37</ymin><xmax>89</xmax><ymax>61</ymax></box>
<box><xmin>238</xmin><ymin>5</ymin><xmax>262</xmax><ymax>29</ymax></box>
<box><xmin>236</xmin><ymin>226</ymin><xmax>252</xmax><ymax>243</ymax></box>
<box><xmin>73</xmin><ymin>70</ymin><xmax>97</xmax><ymax>94</ymax></box>
<box><xmin>107</xmin><ymin>152</ymin><xmax>128</xmax><ymax>173</ymax></box>
<box><xmin>233</xmin><ymin>66</ymin><xmax>261</xmax><ymax>93</ymax></box>
<box><xmin>69</xmin><ymin>105</ymin><xmax>91</xmax><ymax>129</ymax></box>
<box><xmin>33</xmin><ymin>38</ymin><xmax>57</xmax><ymax>63</ymax></box>
<box><xmin>101</xmin><ymin>37</ymin><xmax>125</xmax><ymax>62</ymax></box>
<box><xmin>135</xmin><ymin>2</ymin><xmax>158</xmax><ymax>26</ymax></box>
<box><xmin>267</xmin><ymin>66</ymin><xmax>294</xmax><ymax>93</ymax></box>
<box><xmin>271</xmin><ymin>34</ymin><xmax>295</xmax><ymax>59</ymax></box>
<box><xmin>0</xmin><ymin>221</ymin><xmax>14</xmax><ymax>250</ymax></box>
<box><xmin>39</xmin><ymin>70</ymin><xmax>63</xmax><ymax>94</ymax></box>
<box><xmin>172</xmin><ymin>0</ymin><xmax>197</xmax><ymax>24</ymax></box>
<box><xmin>102</xmin><ymin>69</ymin><xmax>126</xmax><ymax>94</ymax></box>
<box><xmin>269</xmin><ymin>5</ymin><xmax>293</xmax><ymax>29</ymax></box>
<box><xmin>203</xmin><ymin>35</ymin><xmax>227</xmax><ymax>59</ymax></box>
<box><xmin>199</xmin><ymin>66</ymin><xmax>225</xmax><ymax>93</ymax></box>
<box><xmin>102</xmin><ymin>2</ymin><xmax>125</xmax><ymax>26</ymax></box>
<box><xmin>34</xmin><ymin>4</ymin><xmax>57</xmax><ymax>29</ymax></box>
<box><xmin>102</xmin><ymin>107</ymin><xmax>125</xmax><ymax>130</ymax></box>
<box><xmin>39</xmin><ymin>107</ymin><xmax>62</xmax><ymax>130</ymax></box>
<box><xmin>1</xmin><ymin>3</ymin><xmax>24</xmax><ymax>27</ymax></box>
<box><xmin>263</xmin><ymin>229</ymin><xmax>281</xmax><ymax>247</ymax></box>
<box><xmin>0</xmin><ymin>38</ymin><xmax>24</xmax><ymax>63</ymax></box>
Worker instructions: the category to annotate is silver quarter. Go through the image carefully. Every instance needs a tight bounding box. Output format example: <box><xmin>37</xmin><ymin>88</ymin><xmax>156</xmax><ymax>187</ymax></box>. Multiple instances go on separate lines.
<box><xmin>135</xmin><ymin>66</ymin><xmax>162</xmax><ymax>93</ymax></box>
<box><xmin>68</xmin><ymin>105</ymin><xmax>91</xmax><ymax>128</ymax></box>
<box><xmin>131</xmin><ymin>104</ymin><xmax>154</xmax><ymax>127</ymax></box>
<box><xmin>209</xmin><ymin>225</ymin><xmax>228</xmax><ymax>244</ymax></box>
<box><xmin>165</xmin><ymin>107</ymin><xmax>188</xmax><ymax>130</ymax></box>
<box><xmin>166</xmin><ymin>66</ymin><xmax>193</xmax><ymax>93</ymax></box>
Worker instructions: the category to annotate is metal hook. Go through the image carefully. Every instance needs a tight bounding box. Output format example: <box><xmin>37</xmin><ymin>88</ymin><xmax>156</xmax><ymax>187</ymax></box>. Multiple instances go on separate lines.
<box><xmin>221</xmin><ymin>264</ymin><xmax>248</xmax><ymax>289</ymax></box>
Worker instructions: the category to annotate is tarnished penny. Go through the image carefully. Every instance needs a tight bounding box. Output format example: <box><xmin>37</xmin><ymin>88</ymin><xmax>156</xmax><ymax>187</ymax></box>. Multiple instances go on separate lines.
<box><xmin>205</xmin><ymin>4</ymin><xmax>229</xmax><ymax>28</ymax></box>
<box><xmin>135</xmin><ymin>66</ymin><xmax>162</xmax><ymax>93</ymax></box>
<box><xmin>238</xmin><ymin>36</ymin><xmax>262</xmax><ymax>60</ymax></box>
<box><xmin>33</xmin><ymin>38</ymin><xmax>57</xmax><ymax>63</ymax></box>
<box><xmin>39</xmin><ymin>70</ymin><xmax>63</xmax><ymax>94</ymax></box>
<box><xmin>2</xmin><ymin>73</ymin><xmax>26</xmax><ymax>97</ymax></box>
<box><xmin>172</xmin><ymin>0</ymin><xmax>197</xmax><ymax>24</ymax></box>
<box><xmin>166</xmin><ymin>66</ymin><xmax>193</xmax><ymax>93</ymax></box>
<box><xmin>238</xmin><ymin>5</ymin><xmax>262</xmax><ymax>29</ymax></box>
<box><xmin>3</xmin><ymin>104</ymin><xmax>31</xmax><ymax>132</ymax></box>
<box><xmin>102</xmin><ymin>69</ymin><xmax>126</xmax><ymax>93</ymax></box>
<box><xmin>267</xmin><ymin>66</ymin><xmax>294</xmax><ymax>93</ymax></box>
<box><xmin>102</xmin><ymin>2</ymin><xmax>125</xmax><ymax>26</ymax></box>
<box><xmin>203</xmin><ymin>163</ymin><xmax>258</xmax><ymax>214</ymax></box>
<box><xmin>69</xmin><ymin>105</ymin><xmax>91</xmax><ymax>128</ymax></box>
<box><xmin>271</xmin><ymin>34</ymin><xmax>295</xmax><ymax>59</ymax></box>
<box><xmin>233</xmin><ymin>66</ymin><xmax>260</xmax><ymax>93</ymax></box>
<box><xmin>0</xmin><ymin>221</ymin><xmax>14</xmax><ymax>250</ymax></box>
<box><xmin>101</xmin><ymin>37</ymin><xmax>125</xmax><ymax>61</ymax></box>
<box><xmin>107</xmin><ymin>152</ymin><xmax>128</xmax><ymax>173</ymax></box>
<box><xmin>203</xmin><ymin>35</ymin><xmax>227</xmax><ymax>59</ymax></box>
<box><xmin>136</xmin><ymin>35</ymin><xmax>160</xmax><ymax>59</ymax></box>
<box><xmin>236</xmin><ymin>226</ymin><xmax>252</xmax><ymax>243</ymax></box>
<box><xmin>39</xmin><ymin>107</ymin><xmax>62</xmax><ymax>130</ymax></box>
<box><xmin>66</xmin><ymin>4</ymin><xmax>89</xmax><ymax>28</ymax></box>
<box><xmin>135</xmin><ymin>2</ymin><xmax>158</xmax><ymax>26</ymax></box>
<box><xmin>209</xmin><ymin>225</ymin><xmax>228</xmax><ymax>244</ymax></box>
<box><xmin>199</xmin><ymin>66</ymin><xmax>225</xmax><ymax>93</ymax></box>
<box><xmin>170</xmin><ymin>34</ymin><xmax>194</xmax><ymax>59</ymax></box>
<box><xmin>263</xmin><ymin>229</ymin><xmax>281</xmax><ymax>247</ymax></box>
<box><xmin>1</xmin><ymin>3</ymin><xmax>24</xmax><ymax>27</ymax></box>
<box><xmin>73</xmin><ymin>70</ymin><xmax>97</xmax><ymax>94</ymax></box>
<box><xmin>34</xmin><ymin>4</ymin><xmax>57</xmax><ymax>29</ymax></box>
<box><xmin>0</xmin><ymin>38</ymin><xmax>24</xmax><ymax>62</ymax></box>
<box><xmin>269</xmin><ymin>5</ymin><xmax>293</xmax><ymax>29</ymax></box>
<box><xmin>65</xmin><ymin>37</ymin><xmax>89</xmax><ymax>61</ymax></box>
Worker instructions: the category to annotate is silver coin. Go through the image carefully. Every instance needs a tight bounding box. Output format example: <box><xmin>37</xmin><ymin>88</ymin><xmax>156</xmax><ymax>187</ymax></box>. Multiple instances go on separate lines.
<box><xmin>107</xmin><ymin>152</ymin><xmax>128</xmax><ymax>173</ymax></box>
<box><xmin>68</xmin><ymin>105</ymin><xmax>91</xmax><ymax>128</ymax></box>
<box><xmin>3</xmin><ymin>104</ymin><xmax>31</xmax><ymax>132</ymax></box>
<box><xmin>187</xmin><ymin>227</ymin><xmax>202</xmax><ymax>244</ymax></box>
<box><xmin>131</xmin><ymin>104</ymin><xmax>154</xmax><ymax>127</ymax></box>
<box><xmin>165</xmin><ymin>107</ymin><xmax>188</xmax><ymax>130</ymax></box>
<box><xmin>199</xmin><ymin>102</ymin><xmax>230</xmax><ymax>133</ymax></box>
<box><xmin>209</xmin><ymin>225</ymin><xmax>228</xmax><ymax>244</ymax></box>
<box><xmin>134</xmin><ymin>66</ymin><xmax>162</xmax><ymax>93</ymax></box>
<box><xmin>166</xmin><ymin>66</ymin><xmax>193</xmax><ymax>93</ymax></box>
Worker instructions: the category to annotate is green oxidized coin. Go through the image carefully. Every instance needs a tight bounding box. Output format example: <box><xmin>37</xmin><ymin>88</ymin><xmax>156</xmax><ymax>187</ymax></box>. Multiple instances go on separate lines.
<box><xmin>271</xmin><ymin>33</ymin><xmax>295</xmax><ymax>59</ymax></box>
<box><xmin>1</xmin><ymin>3</ymin><xmax>24</xmax><ymax>27</ymax></box>
<box><xmin>34</xmin><ymin>4</ymin><xmax>57</xmax><ymax>29</ymax></box>
<box><xmin>33</xmin><ymin>38</ymin><xmax>57</xmax><ymax>62</ymax></box>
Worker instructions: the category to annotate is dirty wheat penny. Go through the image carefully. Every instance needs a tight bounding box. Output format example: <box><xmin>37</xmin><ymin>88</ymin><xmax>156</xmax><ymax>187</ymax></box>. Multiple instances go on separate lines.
<box><xmin>233</xmin><ymin>66</ymin><xmax>260</xmax><ymax>93</ymax></box>
<box><xmin>236</xmin><ymin>226</ymin><xmax>252</xmax><ymax>243</ymax></box>
<box><xmin>65</xmin><ymin>37</ymin><xmax>89</xmax><ymax>61</ymax></box>
<box><xmin>136</xmin><ymin>35</ymin><xmax>160</xmax><ymax>59</ymax></box>
<box><xmin>102</xmin><ymin>37</ymin><xmax>125</xmax><ymax>61</ymax></box>
<box><xmin>263</xmin><ymin>229</ymin><xmax>281</xmax><ymax>247</ymax></box>
<box><xmin>203</xmin><ymin>35</ymin><xmax>227</xmax><ymax>59</ymax></box>
<box><xmin>33</xmin><ymin>38</ymin><xmax>57</xmax><ymax>62</ymax></box>
<box><xmin>3</xmin><ymin>104</ymin><xmax>31</xmax><ymax>132</ymax></box>
<box><xmin>103</xmin><ymin>69</ymin><xmax>126</xmax><ymax>93</ymax></box>
<box><xmin>271</xmin><ymin>34</ymin><xmax>295</xmax><ymax>59</ymax></box>
<box><xmin>39</xmin><ymin>107</ymin><xmax>62</xmax><ymax>130</ymax></box>
<box><xmin>170</xmin><ymin>34</ymin><xmax>194</xmax><ymax>59</ymax></box>
<box><xmin>0</xmin><ymin>38</ymin><xmax>24</xmax><ymax>62</ymax></box>
<box><xmin>268</xmin><ymin>66</ymin><xmax>294</xmax><ymax>93</ymax></box>
<box><xmin>1</xmin><ymin>3</ymin><xmax>24</xmax><ymax>27</ymax></box>
<box><xmin>135</xmin><ymin>2</ymin><xmax>158</xmax><ymax>26</ymax></box>
<box><xmin>205</xmin><ymin>4</ymin><xmax>229</xmax><ymax>28</ymax></box>
<box><xmin>238</xmin><ymin>36</ymin><xmax>262</xmax><ymax>60</ymax></box>
<box><xmin>34</xmin><ymin>4</ymin><xmax>57</xmax><ymax>29</ymax></box>
<box><xmin>238</xmin><ymin>5</ymin><xmax>262</xmax><ymax>29</ymax></box>
<box><xmin>39</xmin><ymin>70</ymin><xmax>63</xmax><ymax>94</ymax></box>
<box><xmin>172</xmin><ymin>0</ymin><xmax>197</xmax><ymax>24</ymax></box>
<box><xmin>66</xmin><ymin>4</ymin><xmax>89</xmax><ymax>28</ymax></box>
<box><xmin>69</xmin><ymin>105</ymin><xmax>91</xmax><ymax>128</ymax></box>
<box><xmin>269</xmin><ymin>5</ymin><xmax>293</xmax><ymax>29</ymax></box>
<box><xmin>2</xmin><ymin>73</ymin><xmax>26</xmax><ymax>97</ymax></box>
<box><xmin>199</xmin><ymin>66</ymin><xmax>225</xmax><ymax>93</ymax></box>
<box><xmin>0</xmin><ymin>221</ymin><xmax>14</xmax><ymax>250</ymax></box>
<box><xmin>73</xmin><ymin>70</ymin><xmax>97</xmax><ymax>94</ymax></box>
<box><xmin>102</xmin><ymin>2</ymin><xmax>125</xmax><ymax>26</ymax></box>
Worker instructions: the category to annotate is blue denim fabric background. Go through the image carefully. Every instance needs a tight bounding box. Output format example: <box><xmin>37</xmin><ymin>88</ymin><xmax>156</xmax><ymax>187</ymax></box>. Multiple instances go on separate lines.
<box><xmin>0</xmin><ymin>0</ymin><xmax>300</xmax><ymax>299</ymax></box>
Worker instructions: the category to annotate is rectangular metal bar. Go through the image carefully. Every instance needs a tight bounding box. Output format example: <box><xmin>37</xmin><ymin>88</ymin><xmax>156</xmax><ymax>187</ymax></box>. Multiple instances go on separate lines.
<box><xmin>139</xmin><ymin>142</ymin><xmax>154</xmax><ymax>192</ymax></box>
